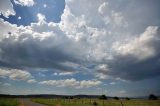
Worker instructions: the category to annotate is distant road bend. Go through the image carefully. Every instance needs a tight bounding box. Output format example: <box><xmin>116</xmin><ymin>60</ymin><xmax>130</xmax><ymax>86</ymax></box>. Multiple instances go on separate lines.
<box><xmin>19</xmin><ymin>99</ymin><xmax>47</xmax><ymax>106</ymax></box>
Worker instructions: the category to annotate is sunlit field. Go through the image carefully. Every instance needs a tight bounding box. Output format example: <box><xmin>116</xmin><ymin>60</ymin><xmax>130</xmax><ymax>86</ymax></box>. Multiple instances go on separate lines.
<box><xmin>32</xmin><ymin>98</ymin><xmax>160</xmax><ymax>106</ymax></box>
<box><xmin>0</xmin><ymin>98</ymin><xmax>19</xmax><ymax>106</ymax></box>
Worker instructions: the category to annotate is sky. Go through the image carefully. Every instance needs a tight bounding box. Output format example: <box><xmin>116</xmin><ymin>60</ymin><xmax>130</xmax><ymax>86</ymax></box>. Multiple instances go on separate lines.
<box><xmin>0</xmin><ymin>0</ymin><xmax>160</xmax><ymax>97</ymax></box>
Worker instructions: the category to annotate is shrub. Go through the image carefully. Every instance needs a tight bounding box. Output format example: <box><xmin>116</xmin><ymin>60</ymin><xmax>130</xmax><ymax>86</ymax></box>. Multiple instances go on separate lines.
<box><xmin>113</xmin><ymin>96</ymin><xmax>119</xmax><ymax>100</ymax></box>
<box><xmin>99</xmin><ymin>95</ymin><xmax>107</xmax><ymax>100</ymax></box>
<box><xmin>149</xmin><ymin>94</ymin><xmax>157</xmax><ymax>100</ymax></box>
<box><xmin>125</xmin><ymin>97</ymin><xmax>130</xmax><ymax>100</ymax></box>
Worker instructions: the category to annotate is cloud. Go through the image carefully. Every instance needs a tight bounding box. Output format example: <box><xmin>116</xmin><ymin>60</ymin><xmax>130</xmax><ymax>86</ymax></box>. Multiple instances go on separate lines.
<box><xmin>3</xmin><ymin>83</ymin><xmax>11</xmax><ymax>86</ymax></box>
<box><xmin>120</xmin><ymin>90</ymin><xmax>126</xmax><ymax>94</ymax></box>
<box><xmin>0</xmin><ymin>0</ymin><xmax>15</xmax><ymax>18</ymax></box>
<box><xmin>104</xmin><ymin>26</ymin><xmax>160</xmax><ymax>81</ymax></box>
<box><xmin>27</xmin><ymin>79</ymin><xmax>36</xmax><ymax>83</ymax></box>
<box><xmin>110</xmin><ymin>82</ymin><xmax>116</xmax><ymax>85</ymax></box>
<box><xmin>43</xmin><ymin>4</ymin><xmax>47</xmax><ymax>8</ymax></box>
<box><xmin>113</xmin><ymin>26</ymin><xmax>159</xmax><ymax>60</ymax></box>
<box><xmin>0</xmin><ymin>18</ymin><xmax>79</xmax><ymax>71</ymax></box>
<box><xmin>53</xmin><ymin>72</ymin><xmax>75</xmax><ymax>76</ymax></box>
<box><xmin>0</xmin><ymin>68</ymin><xmax>32</xmax><ymax>81</ymax></box>
<box><xmin>98</xmin><ymin>2</ymin><xmax>108</xmax><ymax>15</ymax></box>
<box><xmin>39</xmin><ymin>78</ymin><xmax>101</xmax><ymax>88</ymax></box>
<box><xmin>79</xmin><ymin>80</ymin><xmax>102</xmax><ymax>88</ymax></box>
<box><xmin>18</xmin><ymin>16</ymin><xmax>21</xmax><ymax>20</ymax></box>
<box><xmin>14</xmin><ymin>0</ymin><xmax>34</xmax><ymax>6</ymax></box>
<box><xmin>0</xmin><ymin>0</ymin><xmax>34</xmax><ymax>18</ymax></box>
<box><xmin>37</xmin><ymin>13</ymin><xmax>46</xmax><ymax>23</ymax></box>
<box><xmin>0</xmin><ymin>0</ymin><xmax>160</xmax><ymax>82</ymax></box>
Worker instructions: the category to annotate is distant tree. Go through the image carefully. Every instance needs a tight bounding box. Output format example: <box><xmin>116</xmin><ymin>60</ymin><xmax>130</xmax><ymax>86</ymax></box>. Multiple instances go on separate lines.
<box><xmin>149</xmin><ymin>94</ymin><xmax>157</xmax><ymax>100</ymax></box>
<box><xmin>113</xmin><ymin>96</ymin><xmax>119</xmax><ymax>100</ymax></box>
<box><xmin>125</xmin><ymin>97</ymin><xmax>130</xmax><ymax>100</ymax></box>
<box><xmin>64</xmin><ymin>96</ymin><xmax>67</xmax><ymax>99</ymax></box>
<box><xmin>69</xmin><ymin>96</ymin><xmax>74</xmax><ymax>99</ymax></box>
<box><xmin>99</xmin><ymin>95</ymin><xmax>107</xmax><ymax>100</ymax></box>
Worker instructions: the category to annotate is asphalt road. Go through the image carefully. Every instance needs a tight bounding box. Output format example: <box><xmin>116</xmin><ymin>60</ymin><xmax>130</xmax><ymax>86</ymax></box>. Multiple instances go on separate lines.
<box><xmin>19</xmin><ymin>98</ymin><xmax>47</xmax><ymax>106</ymax></box>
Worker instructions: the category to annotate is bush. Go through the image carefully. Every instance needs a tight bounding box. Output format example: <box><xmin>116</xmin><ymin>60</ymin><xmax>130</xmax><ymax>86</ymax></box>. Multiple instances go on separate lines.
<box><xmin>113</xmin><ymin>96</ymin><xmax>119</xmax><ymax>100</ymax></box>
<box><xmin>149</xmin><ymin>94</ymin><xmax>157</xmax><ymax>100</ymax></box>
<box><xmin>125</xmin><ymin>97</ymin><xmax>130</xmax><ymax>100</ymax></box>
<box><xmin>99</xmin><ymin>95</ymin><xmax>107</xmax><ymax>100</ymax></box>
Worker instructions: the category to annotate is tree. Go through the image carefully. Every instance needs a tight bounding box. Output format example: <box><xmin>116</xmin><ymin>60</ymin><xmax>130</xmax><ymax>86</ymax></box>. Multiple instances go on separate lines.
<box><xmin>99</xmin><ymin>95</ymin><xmax>107</xmax><ymax>100</ymax></box>
<box><xmin>113</xmin><ymin>96</ymin><xmax>119</xmax><ymax>100</ymax></box>
<box><xmin>149</xmin><ymin>94</ymin><xmax>157</xmax><ymax>100</ymax></box>
<box><xmin>125</xmin><ymin>97</ymin><xmax>130</xmax><ymax>100</ymax></box>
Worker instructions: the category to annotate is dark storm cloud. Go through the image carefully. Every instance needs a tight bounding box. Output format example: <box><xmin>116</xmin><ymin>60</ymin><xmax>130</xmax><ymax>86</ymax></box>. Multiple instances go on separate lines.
<box><xmin>0</xmin><ymin>29</ymin><xmax>80</xmax><ymax>72</ymax></box>
<box><xmin>96</xmin><ymin>27</ymin><xmax>160</xmax><ymax>81</ymax></box>
<box><xmin>107</xmin><ymin>54</ymin><xmax>160</xmax><ymax>81</ymax></box>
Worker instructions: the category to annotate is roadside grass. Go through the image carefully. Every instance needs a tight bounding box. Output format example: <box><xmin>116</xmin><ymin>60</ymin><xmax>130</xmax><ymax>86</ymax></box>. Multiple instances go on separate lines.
<box><xmin>32</xmin><ymin>98</ymin><xmax>160</xmax><ymax>106</ymax></box>
<box><xmin>0</xmin><ymin>98</ymin><xmax>19</xmax><ymax>106</ymax></box>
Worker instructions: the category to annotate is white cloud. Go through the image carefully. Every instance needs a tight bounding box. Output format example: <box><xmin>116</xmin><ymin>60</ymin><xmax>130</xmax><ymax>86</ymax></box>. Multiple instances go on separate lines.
<box><xmin>14</xmin><ymin>0</ymin><xmax>34</xmax><ymax>6</ymax></box>
<box><xmin>9</xmin><ymin>69</ymin><xmax>31</xmax><ymax>80</ymax></box>
<box><xmin>0</xmin><ymin>69</ymin><xmax>10</xmax><ymax>77</ymax></box>
<box><xmin>43</xmin><ymin>4</ymin><xmax>47</xmax><ymax>8</ymax></box>
<box><xmin>39</xmin><ymin>78</ymin><xmax>101</xmax><ymax>88</ymax></box>
<box><xmin>59</xmin><ymin>72</ymin><xmax>74</xmax><ymax>76</ymax></box>
<box><xmin>79</xmin><ymin>80</ymin><xmax>101</xmax><ymax>88</ymax></box>
<box><xmin>95</xmin><ymin>73</ymin><xmax>109</xmax><ymax>79</ymax></box>
<box><xmin>0</xmin><ymin>18</ymin><xmax>18</xmax><ymax>39</ymax></box>
<box><xmin>0</xmin><ymin>0</ymin><xmax>15</xmax><ymax>18</ymax></box>
<box><xmin>27</xmin><ymin>79</ymin><xmax>36</xmax><ymax>83</ymax></box>
<box><xmin>37</xmin><ymin>13</ymin><xmax>46</xmax><ymax>23</ymax></box>
<box><xmin>110</xmin><ymin>82</ymin><xmax>116</xmax><ymax>85</ymax></box>
<box><xmin>112</xmin><ymin>26</ymin><xmax>159</xmax><ymax>60</ymax></box>
<box><xmin>0</xmin><ymin>68</ymin><xmax>32</xmax><ymax>81</ymax></box>
<box><xmin>53</xmin><ymin>72</ymin><xmax>75</xmax><ymax>76</ymax></box>
<box><xmin>18</xmin><ymin>16</ymin><xmax>21</xmax><ymax>20</ymax></box>
<box><xmin>98</xmin><ymin>2</ymin><xmax>108</xmax><ymax>15</ymax></box>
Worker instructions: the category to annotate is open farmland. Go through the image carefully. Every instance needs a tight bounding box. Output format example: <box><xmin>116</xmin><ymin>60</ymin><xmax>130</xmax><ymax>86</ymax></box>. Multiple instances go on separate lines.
<box><xmin>32</xmin><ymin>98</ymin><xmax>160</xmax><ymax>106</ymax></box>
<box><xmin>0</xmin><ymin>98</ymin><xmax>19</xmax><ymax>106</ymax></box>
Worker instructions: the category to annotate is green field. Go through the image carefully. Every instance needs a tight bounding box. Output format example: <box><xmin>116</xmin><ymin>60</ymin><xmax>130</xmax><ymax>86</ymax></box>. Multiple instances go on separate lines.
<box><xmin>32</xmin><ymin>98</ymin><xmax>160</xmax><ymax>106</ymax></box>
<box><xmin>0</xmin><ymin>98</ymin><xmax>19</xmax><ymax>106</ymax></box>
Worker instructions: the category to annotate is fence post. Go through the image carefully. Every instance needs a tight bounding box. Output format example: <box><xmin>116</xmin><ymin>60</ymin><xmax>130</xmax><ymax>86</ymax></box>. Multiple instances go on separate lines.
<box><xmin>120</xmin><ymin>101</ymin><xmax>124</xmax><ymax>106</ymax></box>
<box><xmin>102</xmin><ymin>100</ymin><xmax>104</xmax><ymax>106</ymax></box>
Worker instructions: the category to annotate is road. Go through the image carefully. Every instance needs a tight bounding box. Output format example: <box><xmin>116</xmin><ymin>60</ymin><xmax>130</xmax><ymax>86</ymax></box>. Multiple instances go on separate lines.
<box><xmin>19</xmin><ymin>98</ymin><xmax>47</xmax><ymax>106</ymax></box>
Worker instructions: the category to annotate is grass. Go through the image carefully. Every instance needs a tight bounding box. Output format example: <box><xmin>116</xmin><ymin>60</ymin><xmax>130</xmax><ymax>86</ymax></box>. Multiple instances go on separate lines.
<box><xmin>0</xmin><ymin>98</ymin><xmax>19</xmax><ymax>106</ymax></box>
<box><xmin>32</xmin><ymin>98</ymin><xmax>160</xmax><ymax>106</ymax></box>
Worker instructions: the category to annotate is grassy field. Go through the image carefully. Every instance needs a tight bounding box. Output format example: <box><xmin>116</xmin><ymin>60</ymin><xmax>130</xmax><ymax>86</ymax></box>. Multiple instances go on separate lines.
<box><xmin>0</xmin><ymin>98</ymin><xmax>19</xmax><ymax>106</ymax></box>
<box><xmin>32</xmin><ymin>98</ymin><xmax>160</xmax><ymax>106</ymax></box>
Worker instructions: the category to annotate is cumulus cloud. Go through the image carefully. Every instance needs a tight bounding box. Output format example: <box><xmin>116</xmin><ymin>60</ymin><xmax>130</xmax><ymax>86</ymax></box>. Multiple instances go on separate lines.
<box><xmin>0</xmin><ymin>0</ymin><xmax>34</xmax><ymax>18</ymax></box>
<box><xmin>27</xmin><ymin>79</ymin><xmax>36</xmax><ymax>83</ymax></box>
<box><xmin>37</xmin><ymin>13</ymin><xmax>46</xmax><ymax>23</ymax></box>
<box><xmin>14</xmin><ymin>0</ymin><xmax>34</xmax><ymax>6</ymax></box>
<box><xmin>0</xmin><ymin>68</ymin><xmax>32</xmax><ymax>80</ymax></box>
<box><xmin>0</xmin><ymin>0</ymin><xmax>15</xmax><ymax>18</ymax></box>
<box><xmin>113</xmin><ymin>26</ymin><xmax>159</xmax><ymax>60</ymax></box>
<box><xmin>39</xmin><ymin>78</ymin><xmax>101</xmax><ymax>88</ymax></box>
<box><xmin>0</xmin><ymin>0</ymin><xmax>160</xmax><ymax>82</ymax></box>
